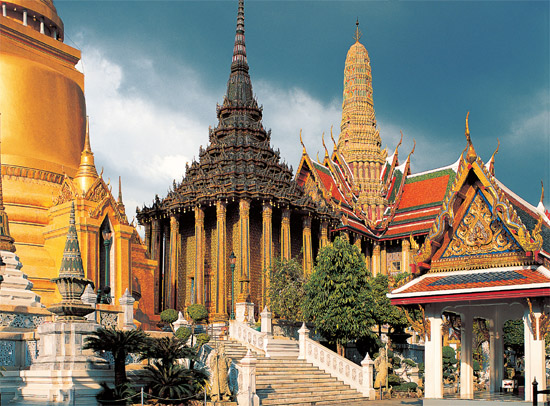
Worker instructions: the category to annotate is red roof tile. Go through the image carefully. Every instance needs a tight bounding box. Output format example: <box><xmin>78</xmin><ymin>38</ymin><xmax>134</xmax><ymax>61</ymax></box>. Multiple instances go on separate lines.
<box><xmin>398</xmin><ymin>175</ymin><xmax>450</xmax><ymax>210</ymax></box>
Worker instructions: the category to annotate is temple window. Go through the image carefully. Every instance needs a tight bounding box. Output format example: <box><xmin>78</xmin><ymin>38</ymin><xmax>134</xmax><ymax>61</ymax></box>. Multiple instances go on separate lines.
<box><xmin>99</xmin><ymin>217</ymin><xmax>114</xmax><ymax>296</ymax></box>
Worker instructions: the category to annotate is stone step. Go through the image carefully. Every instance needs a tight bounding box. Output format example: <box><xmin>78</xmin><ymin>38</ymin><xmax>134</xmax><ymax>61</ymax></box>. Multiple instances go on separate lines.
<box><xmin>257</xmin><ymin>386</ymin><xmax>355</xmax><ymax>396</ymax></box>
<box><xmin>258</xmin><ymin>392</ymin><xmax>366</xmax><ymax>406</ymax></box>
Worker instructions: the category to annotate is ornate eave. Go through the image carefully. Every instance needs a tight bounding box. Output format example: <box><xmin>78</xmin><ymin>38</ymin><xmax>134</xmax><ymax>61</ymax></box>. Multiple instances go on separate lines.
<box><xmin>411</xmin><ymin>116</ymin><xmax>544</xmax><ymax>274</ymax></box>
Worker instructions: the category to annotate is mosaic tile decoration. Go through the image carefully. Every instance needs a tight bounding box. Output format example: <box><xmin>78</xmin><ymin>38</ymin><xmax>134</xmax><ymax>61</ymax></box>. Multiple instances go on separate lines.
<box><xmin>428</xmin><ymin>270</ymin><xmax>527</xmax><ymax>287</ymax></box>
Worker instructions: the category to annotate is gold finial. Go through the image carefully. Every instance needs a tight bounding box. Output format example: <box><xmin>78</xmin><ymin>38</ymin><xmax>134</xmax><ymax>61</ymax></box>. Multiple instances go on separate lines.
<box><xmin>541</xmin><ymin>180</ymin><xmax>544</xmax><ymax>204</ymax></box>
<box><xmin>316</xmin><ymin>152</ymin><xmax>320</xmax><ymax>162</ymax></box>
<box><xmin>407</xmin><ymin>139</ymin><xmax>416</xmax><ymax>161</ymax></box>
<box><xmin>397</xmin><ymin>130</ymin><xmax>404</xmax><ymax>150</ymax></box>
<box><xmin>84</xmin><ymin>116</ymin><xmax>91</xmax><ymax>153</ymax></box>
<box><xmin>464</xmin><ymin>111</ymin><xmax>477</xmax><ymax>163</ymax></box>
<box><xmin>353</xmin><ymin>18</ymin><xmax>362</xmax><ymax>43</ymax></box>
<box><xmin>322</xmin><ymin>132</ymin><xmax>329</xmax><ymax>157</ymax></box>
<box><xmin>299</xmin><ymin>129</ymin><xmax>306</xmax><ymax>154</ymax></box>
<box><xmin>330</xmin><ymin>125</ymin><xmax>337</xmax><ymax>149</ymax></box>
<box><xmin>488</xmin><ymin>138</ymin><xmax>500</xmax><ymax>175</ymax></box>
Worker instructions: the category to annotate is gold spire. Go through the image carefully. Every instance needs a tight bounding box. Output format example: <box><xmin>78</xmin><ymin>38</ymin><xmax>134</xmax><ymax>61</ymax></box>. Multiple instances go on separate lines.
<box><xmin>0</xmin><ymin>114</ymin><xmax>16</xmax><ymax>253</ymax></box>
<box><xmin>74</xmin><ymin>116</ymin><xmax>99</xmax><ymax>195</ymax></box>
<box><xmin>299</xmin><ymin>129</ymin><xmax>306</xmax><ymax>155</ymax></box>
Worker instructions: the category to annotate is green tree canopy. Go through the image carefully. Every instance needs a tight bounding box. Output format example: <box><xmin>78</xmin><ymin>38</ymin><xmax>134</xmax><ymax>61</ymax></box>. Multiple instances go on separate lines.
<box><xmin>368</xmin><ymin>273</ymin><xmax>409</xmax><ymax>336</ymax></box>
<box><xmin>303</xmin><ymin>236</ymin><xmax>375</xmax><ymax>354</ymax></box>
<box><xmin>267</xmin><ymin>257</ymin><xmax>306</xmax><ymax>320</ymax></box>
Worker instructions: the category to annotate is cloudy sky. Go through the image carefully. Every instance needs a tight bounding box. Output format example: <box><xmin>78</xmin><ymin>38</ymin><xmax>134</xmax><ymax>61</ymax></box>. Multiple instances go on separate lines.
<box><xmin>55</xmin><ymin>0</ymin><xmax>549</xmax><ymax>222</ymax></box>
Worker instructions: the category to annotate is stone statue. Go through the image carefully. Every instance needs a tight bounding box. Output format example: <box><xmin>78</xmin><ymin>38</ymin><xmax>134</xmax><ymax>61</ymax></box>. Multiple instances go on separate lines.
<box><xmin>210</xmin><ymin>345</ymin><xmax>231</xmax><ymax>402</ymax></box>
<box><xmin>374</xmin><ymin>348</ymin><xmax>389</xmax><ymax>389</ymax></box>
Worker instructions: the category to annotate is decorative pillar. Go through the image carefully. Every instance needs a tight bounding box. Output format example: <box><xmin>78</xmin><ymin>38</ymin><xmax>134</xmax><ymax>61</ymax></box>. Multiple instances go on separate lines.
<box><xmin>302</xmin><ymin>216</ymin><xmax>313</xmax><ymax>275</ymax></box>
<box><xmin>22</xmin><ymin>9</ymin><xmax>27</xmax><ymax>26</ymax></box>
<box><xmin>144</xmin><ymin>223</ymin><xmax>151</xmax><ymax>256</ymax></box>
<box><xmin>236</xmin><ymin>350</ymin><xmax>260</xmax><ymax>406</ymax></box>
<box><xmin>194</xmin><ymin>207</ymin><xmax>205</xmax><ymax>305</ymax></box>
<box><xmin>260</xmin><ymin>306</ymin><xmax>272</xmax><ymax>336</ymax></box>
<box><xmin>2</xmin><ymin>4</ymin><xmax>6</xmax><ymax>17</ymax></box>
<box><xmin>39</xmin><ymin>17</ymin><xmax>45</xmax><ymax>34</ymax></box>
<box><xmin>281</xmin><ymin>208</ymin><xmax>291</xmax><ymax>260</ymax></box>
<box><xmin>261</xmin><ymin>202</ymin><xmax>273</xmax><ymax>307</ymax></box>
<box><xmin>320</xmin><ymin>220</ymin><xmax>329</xmax><ymax>249</ymax></box>
<box><xmin>167</xmin><ymin>214</ymin><xmax>178</xmax><ymax>310</ymax></box>
<box><xmin>489</xmin><ymin>311</ymin><xmax>504</xmax><ymax>393</ymax></box>
<box><xmin>237</xmin><ymin>199</ymin><xmax>251</xmax><ymax>302</ymax></box>
<box><xmin>151</xmin><ymin>218</ymin><xmax>161</xmax><ymax>313</ymax></box>
<box><xmin>523</xmin><ymin>301</ymin><xmax>546</xmax><ymax>402</ymax></box>
<box><xmin>298</xmin><ymin>322</ymin><xmax>309</xmax><ymax>360</ymax></box>
<box><xmin>424</xmin><ymin>305</ymin><xmax>443</xmax><ymax>399</ymax></box>
<box><xmin>119</xmin><ymin>288</ymin><xmax>136</xmax><ymax>330</ymax></box>
<box><xmin>372</xmin><ymin>243</ymin><xmax>381</xmax><ymax>276</ymax></box>
<box><xmin>361</xmin><ymin>353</ymin><xmax>376</xmax><ymax>400</ymax></box>
<box><xmin>215</xmin><ymin>201</ymin><xmax>227</xmax><ymax>319</ymax></box>
<box><xmin>380</xmin><ymin>242</ymin><xmax>387</xmax><ymax>275</ymax></box>
<box><xmin>401</xmin><ymin>238</ymin><xmax>410</xmax><ymax>273</ymax></box>
<box><xmin>460</xmin><ymin>312</ymin><xmax>474</xmax><ymax>399</ymax></box>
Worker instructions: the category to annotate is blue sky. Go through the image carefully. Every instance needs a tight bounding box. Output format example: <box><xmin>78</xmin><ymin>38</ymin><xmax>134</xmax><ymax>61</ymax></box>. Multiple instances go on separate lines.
<box><xmin>54</xmin><ymin>0</ymin><xmax>549</xmax><ymax>221</ymax></box>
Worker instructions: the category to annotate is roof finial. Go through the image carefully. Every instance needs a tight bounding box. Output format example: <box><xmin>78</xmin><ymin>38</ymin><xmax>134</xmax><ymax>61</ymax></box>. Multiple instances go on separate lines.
<box><xmin>330</xmin><ymin>125</ymin><xmax>337</xmax><ymax>149</ymax></box>
<box><xmin>394</xmin><ymin>130</ymin><xmax>404</xmax><ymax>157</ymax></box>
<box><xmin>464</xmin><ymin>111</ymin><xmax>477</xmax><ymax>164</ymax></box>
<box><xmin>299</xmin><ymin>129</ymin><xmax>306</xmax><ymax>155</ymax></box>
<box><xmin>353</xmin><ymin>18</ymin><xmax>362</xmax><ymax>43</ymax></box>
<box><xmin>406</xmin><ymin>139</ymin><xmax>416</xmax><ymax>162</ymax></box>
<box><xmin>322</xmin><ymin>132</ymin><xmax>329</xmax><ymax>158</ymax></box>
<box><xmin>487</xmin><ymin>138</ymin><xmax>500</xmax><ymax>175</ymax></box>
<box><xmin>541</xmin><ymin>180</ymin><xmax>545</xmax><ymax>204</ymax></box>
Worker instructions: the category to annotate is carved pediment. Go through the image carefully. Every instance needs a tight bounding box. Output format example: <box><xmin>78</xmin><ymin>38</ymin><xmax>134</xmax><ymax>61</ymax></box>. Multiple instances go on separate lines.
<box><xmin>441</xmin><ymin>191</ymin><xmax>521</xmax><ymax>259</ymax></box>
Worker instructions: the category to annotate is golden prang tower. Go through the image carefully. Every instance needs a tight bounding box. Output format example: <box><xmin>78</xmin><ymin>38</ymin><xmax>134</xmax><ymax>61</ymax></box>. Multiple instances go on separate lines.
<box><xmin>337</xmin><ymin>22</ymin><xmax>388</xmax><ymax>223</ymax></box>
<box><xmin>0</xmin><ymin>0</ymin><xmax>155</xmax><ymax>320</ymax></box>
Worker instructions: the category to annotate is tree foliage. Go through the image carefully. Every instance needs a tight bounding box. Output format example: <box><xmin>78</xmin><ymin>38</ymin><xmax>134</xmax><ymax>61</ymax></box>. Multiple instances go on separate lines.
<box><xmin>83</xmin><ymin>327</ymin><xmax>148</xmax><ymax>386</ymax></box>
<box><xmin>442</xmin><ymin>345</ymin><xmax>458</xmax><ymax>382</ymax></box>
<box><xmin>187</xmin><ymin>304</ymin><xmax>208</xmax><ymax>324</ymax></box>
<box><xmin>503</xmin><ymin>319</ymin><xmax>524</xmax><ymax>352</ymax></box>
<box><xmin>267</xmin><ymin>257</ymin><xmax>306</xmax><ymax>320</ymax></box>
<box><xmin>303</xmin><ymin>236</ymin><xmax>375</xmax><ymax>351</ymax></box>
<box><xmin>368</xmin><ymin>274</ymin><xmax>409</xmax><ymax>335</ymax></box>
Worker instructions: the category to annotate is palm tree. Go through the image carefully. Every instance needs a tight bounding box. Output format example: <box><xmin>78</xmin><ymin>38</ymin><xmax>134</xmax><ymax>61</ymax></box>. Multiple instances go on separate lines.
<box><xmin>140</xmin><ymin>336</ymin><xmax>195</xmax><ymax>367</ymax></box>
<box><xmin>83</xmin><ymin>327</ymin><xmax>149</xmax><ymax>386</ymax></box>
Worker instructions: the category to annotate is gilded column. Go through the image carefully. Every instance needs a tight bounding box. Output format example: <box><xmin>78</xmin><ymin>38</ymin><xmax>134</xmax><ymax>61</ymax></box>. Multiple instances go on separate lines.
<box><xmin>401</xmin><ymin>238</ymin><xmax>410</xmax><ymax>274</ymax></box>
<box><xmin>281</xmin><ymin>208</ymin><xmax>291</xmax><ymax>260</ymax></box>
<box><xmin>381</xmin><ymin>242</ymin><xmax>387</xmax><ymax>275</ymax></box>
<box><xmin>320</xmin><ymin>220</ymin><xmax>329</xmax><ymax>249</ymax></box>
<box><xmin>372</xmin><ymin>242</ymin><xmax>381</xmax><ymax>276</ymax></box>
<box><xmin>302</xmin><ymin>216</ymin><xmax>313</xmax><ymax>275</ymax></box>
<box><xmin>144</xmin><ymin>223</ymin><xmax>151</xmax><ymax>255</ymax></box>
<box><xmin>151</xmin><ymin>218</ymin><xmax>161</xmax><ymax>261</ymax></box>
<box><xmin>167</xmin><ymin>214</ymin><xmax>178</xmax><ymax>310</ymax></box>
<box><xmin>215</xmin><ymin>201</ymin><xmax>227</xmax><ymax>319</ymax></box>
<box><xmin>194</xmin><ymin>207</ymin><xmax>205</xmax><ymax>305</ymax></box>
<box><xmin>151</xmin><ymin>218</ymin><xmax>162</xmax><ymax>313</ymax></box>
<box><xmin>354</xmin><ymin>235</ymin><xmax>361</xmax><ymax>250</ymax></box>
<box><xmin>238</xmin><ymin>199</ymin><xmax>251</xmax><ymax>302</ymax></box>
<box><xmin>262</xmin><ymin>202</ymin><xmax>273</xmax><ymax>307</ymax></box>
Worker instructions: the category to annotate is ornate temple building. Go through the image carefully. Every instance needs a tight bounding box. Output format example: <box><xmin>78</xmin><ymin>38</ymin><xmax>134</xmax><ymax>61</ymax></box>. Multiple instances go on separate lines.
<box><xmin>0</xmin><ymin>0</ymin><xmax>155</xmax><ymax>327</ymax></box>
<box><xmin>296</xmin><ymin>23</ymin><xmax>464</xmax><ymax>276</ymax></box>
<box><xmin>388</xmin><ymin>118</ymin><xmax>550</xmax><ymax>401</ymax></box>
<box><xmin>136</xmin><ymin>0</ymin><xmax>335</xmax><ymax>320</ymax></box>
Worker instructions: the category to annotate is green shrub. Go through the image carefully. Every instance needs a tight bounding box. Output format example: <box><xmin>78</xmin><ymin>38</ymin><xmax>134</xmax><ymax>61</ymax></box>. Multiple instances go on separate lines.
<box><xmin>393</xmin><ymin>382</ymin><xmax>418</xmax><ymax>392</ymax></box>
<box><xmin>96</xmin><ymin>382</ymin><xmax>136</xmax><ymax>405</ymax></box>
<box><xmin>175</xmin><ymin>326</ymin><xmax>192</xmax><ymax>342</ymax></box>
<box><xmin>403</xmin><ymin>358</ymin><xmax>416</xmax><ymax>368</ymax></box>
<box><xmin>160</xmin><ymin>309</ymin><xmax>178</xmax><ymax>324</ymax></box>
<box><xmin>187</xmin><ymin>304</ymin><xmax>208</xmax><ymax>323</ymax></box>
<box><xmin>195</xmin><ymin>333</ymin><xmax>210</xmax><ymax>347</ymax></box>
<box><xmin>388</xmin><ymin>373</ymin><xmax>401</xmax><ymax>386</ymax></box>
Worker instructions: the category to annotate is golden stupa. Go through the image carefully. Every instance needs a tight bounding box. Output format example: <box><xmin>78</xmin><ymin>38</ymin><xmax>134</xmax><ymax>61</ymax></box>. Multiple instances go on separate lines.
<box><xmin>0</xmin><ymin>0</ymin><xmax>156</xmax><ymax>321</ymax></box>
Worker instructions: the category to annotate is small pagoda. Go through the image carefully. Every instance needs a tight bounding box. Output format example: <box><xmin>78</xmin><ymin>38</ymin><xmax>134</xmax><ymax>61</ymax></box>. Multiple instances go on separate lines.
<box><xmin>137</xmin><ymin>0</ymin><xmax>335</xmax><ymax>320</ymax></box>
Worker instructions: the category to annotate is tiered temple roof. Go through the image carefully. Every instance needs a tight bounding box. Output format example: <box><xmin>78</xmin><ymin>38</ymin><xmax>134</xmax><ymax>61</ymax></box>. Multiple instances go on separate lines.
<box><xmin>138</xmin><ymin>0</ymin><xmax>330</xmax><ymax>221</ymax></box>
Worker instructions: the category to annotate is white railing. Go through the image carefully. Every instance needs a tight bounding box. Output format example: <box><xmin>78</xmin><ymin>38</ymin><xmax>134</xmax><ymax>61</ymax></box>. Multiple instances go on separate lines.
<box><xmin>228</xmin><ymin>319</ymin><xmax>267</xmax><ymax>354</ymax></box>
<box><xmin>298</xmin><ymin>324</ymin><xmax>375</xmax><ymax>399</ymax></box>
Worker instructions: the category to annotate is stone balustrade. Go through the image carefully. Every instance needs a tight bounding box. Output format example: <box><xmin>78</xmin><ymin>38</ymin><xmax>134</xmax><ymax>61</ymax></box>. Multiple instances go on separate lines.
<box><xmin>228</xmin><ymin>319</ymin><xmax>267</xmax><ymax>354</ymax></box>
<box><xmin>298</xmin><ymin>323</ymin><xmax>375</xmax><ymax>399</ymax></box>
